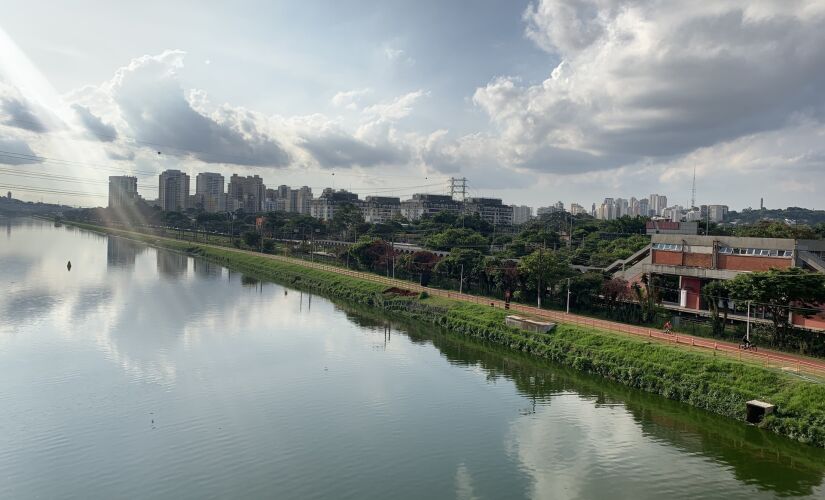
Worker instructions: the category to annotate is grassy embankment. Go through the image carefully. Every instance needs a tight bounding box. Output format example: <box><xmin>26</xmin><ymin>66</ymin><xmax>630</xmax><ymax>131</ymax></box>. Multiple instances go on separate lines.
<box><xmin>72</xmin><ymin>223</ymin><xmax>825</xmax><ymax>447</ymax></box>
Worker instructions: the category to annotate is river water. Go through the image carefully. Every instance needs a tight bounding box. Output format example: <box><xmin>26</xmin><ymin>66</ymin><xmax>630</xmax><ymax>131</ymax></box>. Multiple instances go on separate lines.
<box><xmin>1</xmin><ymin>217</ymin><xmax>824</xmax><ymax>499</ymax></box>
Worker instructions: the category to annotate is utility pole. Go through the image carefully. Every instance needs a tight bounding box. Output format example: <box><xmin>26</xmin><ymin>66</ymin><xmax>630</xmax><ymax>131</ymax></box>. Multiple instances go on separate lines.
<box><xmin>537</xmin><ymin>242</ymin><xmax>545</xmax><ymax>309</ymax></box>
<box><xmin>566</xmin><ymin>277</ymin><xmax>571</xmax><ymax>314</ymax></box>
<box><xmin>459</xmin><ymin>264</ymin><xmax>464</xmax><ymax>294</ymax></box>
<box><xmin>746</xmin><ymin>300</ymin><xmax>752</xmax><ymax>342</ymax></box>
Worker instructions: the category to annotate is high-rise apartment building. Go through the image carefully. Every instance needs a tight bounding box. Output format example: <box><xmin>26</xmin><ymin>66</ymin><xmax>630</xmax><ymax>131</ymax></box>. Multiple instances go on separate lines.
<box><xmin>361</xmin><ymin>196</ymin><xmax>401</xmax><ymax>223</ymax></box>
<box><xmin>707</xmin><ymin>204</ymin><xmax>729</xmax><ymax>223</ymax></box>
<box><xmin>227</xmin><ymin>174</ymin><xmax>266</xmax><ymax>213</ymax></box>
<box><xmin>400</xmin><ymin>194</ymin><xmax>461</xmax><ymax>221</ymax></box>
<box><xmin>648</xmin><ymin>194</ymin><xmax>668</xmax><ymax>216</ymax></box>
<box><xmin>465</xmin><ymin>198</ymin><xmax>513</xmax><ymax>226</ymax></box>
<box><xmin>598</xmin><ymin>198</ymin><xmax>616</xmax><ymax>220</ymax></box>
<box><xmin>108</xmin><ymin>176</ymin><xmax>138</xmax><ymax>209</ymax></box>
<box><xmin>310</xmin><ymin>188</ymin><xmax>359</xmax><ymax>221</ymax></box>
<box><xmin>511</xmin><ymin>205</ymin><xmax>533</xmax><ymax>225</ymax></box>
<box><xmin>639</xmin><ymin>198</ymin><xmax>649</xmax><ymax>217</ymax></box>
<box><xmin>158</xmin><ymin>170</ymin><xmax>190</xmax><ymax>212</ymax></box>
<box><xmin>195</xmin><ymin>172</ymin><xmax>225</xmax><ymax>213</ymax></box>
<box><xmin>294</xmin><ymin>186</ymin><xmax>313</xmax><ymax>214</ymax></box>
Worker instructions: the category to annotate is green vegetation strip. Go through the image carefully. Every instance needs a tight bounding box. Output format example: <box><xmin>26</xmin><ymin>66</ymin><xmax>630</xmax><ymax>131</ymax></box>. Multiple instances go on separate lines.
<box><xmin>72</xmin><ymin>223</ymin><xmax>825</xmax><ymax>448</ymax></box>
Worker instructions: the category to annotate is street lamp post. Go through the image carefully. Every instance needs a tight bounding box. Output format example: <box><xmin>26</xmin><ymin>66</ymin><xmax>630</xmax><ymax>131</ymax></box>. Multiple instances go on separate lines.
<box><xmin>746</xmin><ymin>300</ymin><xmax>752</xmax><ymax>342</ymax></box>
<box><xmin>566</xmin><ymin>277</ymin><xmax>571</xmax><ymax>314</ymax></box>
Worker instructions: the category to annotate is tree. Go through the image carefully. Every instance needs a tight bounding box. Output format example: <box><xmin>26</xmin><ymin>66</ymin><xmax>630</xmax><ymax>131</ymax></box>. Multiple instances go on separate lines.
<box><xmin>402</xmin><ymin>250</ymin><xmax>440</xmax><ymax>286</ymax></box>
<box><xmin>631</xmin><ymin>273</ymin><xmax>662</xmax><ymax>324</ymax></box>
<box><xmin>568</xmin><ymin>272</ymin><xmax>606</xmax><ymax>311</ymax></box>
<box><xmin>481</xmin><ymin>257</ymin><xmax>520</xmax><ymax>297</ymax></box>
<box><xmin>734</xmin><ymin>221</ymin><xmax>818</xmax><ymax>239</ymax></box>
<box><xmin>262</xmin><ymin>239</ymin><xmax>275</xmax><ymax>253</ymax></box>
<box><xmin>602</xmin><ymin>277</ymin><xmax>631</xmax><ymax>316</ymax></box>
<box><xmin>518</xmin><ymin>249</ymin><xmax>572</xmax><ymax>307</ymax></box>
<box><xmin>455</xmin><ymin>213</ymin><xmax>494</xmax><ymax>235</ymax></box>
<box><xmin>330</xmin><ymin>203</ymin><xmax>365</xmax><ymax>239</ymax></box>
<box><xmin>368</xmin><ymin>221</ymin><xmax>403</xmax><ymax>239</ymax></box>
<box><xmin>434</xmin><ymin>249</ymin><xmax>485</xmax><ymax>288</ymax></box>
<box><xmin>424</xmin><ymin>228</ymin><xmax>488</xmax><ymax>252</ymax></box>
<box><xmin>726</xmin><ymin>268</ymin><xmax>825</xmax><ymax>346</ymax></box>
<box><xmin>701</xmin><ymin>280</ymin><xmax>729</xmax><ymax>336</ymax></box>
<box><xmin>242</xmin><ymin>231</ymin><xmax>261</xmax><ymax>248</ymax></box>
<box><xmin>348</xmin><ymin>238</ymin><xmax>393</xmax><ymax>272</ymax></box>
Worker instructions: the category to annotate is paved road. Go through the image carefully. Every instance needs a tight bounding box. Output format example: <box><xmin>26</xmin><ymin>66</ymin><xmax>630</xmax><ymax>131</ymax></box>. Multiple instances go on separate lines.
<box><xmin>110</xmin><ymin>226</ymin><xmax>825</xmax><ymax>378</ymax></box>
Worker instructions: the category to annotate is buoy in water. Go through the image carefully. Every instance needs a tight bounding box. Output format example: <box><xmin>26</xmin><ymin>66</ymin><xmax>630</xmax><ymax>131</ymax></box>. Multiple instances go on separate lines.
<box><xmin>67</xmin><ymin>260</ymin><xmax>72</xmax><ymax>271</ymax></box>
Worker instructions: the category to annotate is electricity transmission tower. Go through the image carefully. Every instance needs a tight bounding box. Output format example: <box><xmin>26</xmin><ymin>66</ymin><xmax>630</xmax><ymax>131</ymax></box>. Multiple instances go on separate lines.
<box><xmin>449</xmin><ymin>177</ymin><xmax>467</xmax><ymax>202</ymax></box>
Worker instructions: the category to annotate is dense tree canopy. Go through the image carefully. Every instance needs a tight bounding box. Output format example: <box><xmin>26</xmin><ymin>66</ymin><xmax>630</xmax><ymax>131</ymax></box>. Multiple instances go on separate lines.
<box><xmin>727</xmin><ymin>268</ymin><xmax>825</xmax><ymax>346</ymax></box>
<box><xmin>424</xmin><ymin>228</ymin><xmax>488</xmax><ymax>252</ymax></box>
<box><xmin>733</xmin><ymin>221</ymin><xmax>819</xmax><ymax>239</ymax></box>
<box><xmin>434</xmin><ymin>248</ymin><xmax>485</xmax><ymax>283</ymax></box>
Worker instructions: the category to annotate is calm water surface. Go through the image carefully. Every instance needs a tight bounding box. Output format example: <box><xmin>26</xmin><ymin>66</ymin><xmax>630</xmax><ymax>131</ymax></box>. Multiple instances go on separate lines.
<box><xmin>1</xmin><ymin>218</ymin><xmax>824</xmax><ymax>499</ymax></box>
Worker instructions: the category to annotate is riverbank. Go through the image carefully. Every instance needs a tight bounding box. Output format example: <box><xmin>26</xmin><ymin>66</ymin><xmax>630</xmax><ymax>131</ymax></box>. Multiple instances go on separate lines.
<box><xmin>68</xmin><ymin>222</ymin><xmax>825</xmax><ymax>447</ymax></box>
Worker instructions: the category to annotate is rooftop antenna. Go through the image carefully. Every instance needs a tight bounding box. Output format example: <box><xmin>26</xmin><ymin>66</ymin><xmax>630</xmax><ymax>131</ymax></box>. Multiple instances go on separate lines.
<box><xmin>690</xmin><ymin>166</ymin><xmax>696</xmax><ymax>209</ymax></box>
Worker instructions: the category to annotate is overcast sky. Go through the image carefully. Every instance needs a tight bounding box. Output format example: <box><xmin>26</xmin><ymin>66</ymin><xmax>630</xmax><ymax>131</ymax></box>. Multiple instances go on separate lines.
<box><xmin>1</xmin><ymin>0</ymin><xmax>824</xmax><ymax>210</ymax></box>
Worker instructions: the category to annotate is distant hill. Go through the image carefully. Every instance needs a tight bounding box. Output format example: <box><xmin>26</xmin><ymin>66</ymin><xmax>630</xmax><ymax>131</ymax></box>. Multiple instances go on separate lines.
<box><xmin>727</xmin><ymin>207</ymin><xmax>825</xmax><ymax>226</ymax></box>
<box><xmin>0</xmin><ymin>196</ymin><xmax>72</xmax><ymax>216</ymax></box>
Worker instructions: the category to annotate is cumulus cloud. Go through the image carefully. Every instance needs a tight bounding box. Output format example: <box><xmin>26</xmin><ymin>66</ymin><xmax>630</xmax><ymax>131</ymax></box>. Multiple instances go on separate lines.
<box><xmin>473</xmin><ymin>0</ymin><xmax>825</xmax><ymax>174</ymax></box>
<box><xmin>288</xmin><ymin>90</ymin><xmax>431</xmax><ymax>169</ymax></box>
<box><xmin>331</xmin><ymin>88</ymin><xmax>373</xmax><ymax>110</ymax></box>
<box><xmin>363</xmin><ymin>90</ymin><xmax>428</xmax><ymax>121</ymax></box>
<box><xmin>288</xmin><ymin>110</ymin><xmax>411</xmax><ymax>169</ymax></box>
<box><xmin>80</xmin><ymin>50</ymin><xmax>290</xmax><ymax>167</ymax></box>
<box><xmin>300</xmin><ymin>130</ymin><xmax>408</xmax><ymax>168</ymax></box>
<box><xmin>1</xmin><ymin>97</ymin><xmax>47</xmax><ymax>132</ymax></box>
<box><xmin>383</xmin><ymin>45</ymin><xmax>415</xmax><ymax>65</ymax></box>
<box><xmin>0</xmin><ymin>137</ymin><xmax>41</xmax><ymax>165</ymax></box>
<box><xmin>72</xmin><ymin>104</ymin><xmax>117</xmax><ymax>142</ymax></box>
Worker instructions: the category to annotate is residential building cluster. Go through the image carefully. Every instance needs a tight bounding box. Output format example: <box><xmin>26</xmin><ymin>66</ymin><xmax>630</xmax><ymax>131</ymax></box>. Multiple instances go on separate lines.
<box><xmin>592</xmin><ymin>193</ymin><xmax>729</xmax><ymax>223</ymax></box>
<box><xmin>108</xmin><ymin>171</ymin><xmax>515</xmax><ymax>226</ymax></box>
<box><xmin>107</xmin><ymin>170</ymin><xmax>730</xmax><ymax>226</ymax></box>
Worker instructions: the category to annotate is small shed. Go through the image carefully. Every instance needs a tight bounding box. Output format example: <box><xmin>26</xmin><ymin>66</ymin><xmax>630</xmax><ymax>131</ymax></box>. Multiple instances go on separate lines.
<box><xmin>746</xmin><ymin>400</ymin><xmax>776</xmax><ymax>424</ymax></box>
<box><xmin>505</xmin><ymin>315</ymin><xmax>556</xmax><ymax>334</ymax></box>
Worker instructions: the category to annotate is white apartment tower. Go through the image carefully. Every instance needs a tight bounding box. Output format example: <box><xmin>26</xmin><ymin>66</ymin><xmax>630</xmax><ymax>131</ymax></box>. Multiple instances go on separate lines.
<box><xmin>158</xmin><ymin>170</ymin><xmax>190</xmax><ymax>212</ymax></box>
<box><xmin>195</xmin><ymin>172</ymin><xmax>225</xmax><ymax>213</ymax></box>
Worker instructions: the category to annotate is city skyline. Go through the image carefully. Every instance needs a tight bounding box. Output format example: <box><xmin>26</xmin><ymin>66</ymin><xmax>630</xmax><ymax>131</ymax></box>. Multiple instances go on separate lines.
<box><xmin>106</xmin><ymin>167</ymin><xmax>738</xmax><ymax>228</ymax></box>
<box><xmin>1</xmin><ymin>1</ymin><xmax>824</xmax><ymax>210</ymax></box>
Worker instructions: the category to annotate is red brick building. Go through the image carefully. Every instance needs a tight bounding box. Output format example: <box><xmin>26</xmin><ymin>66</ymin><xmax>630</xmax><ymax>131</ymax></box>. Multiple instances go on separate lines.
<box><xmin>642</xmin><ymin>235</ymin><xmax>825</xmax><ymax>330</ymax></box>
